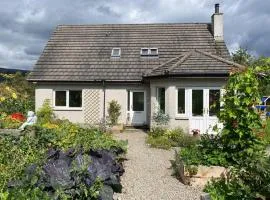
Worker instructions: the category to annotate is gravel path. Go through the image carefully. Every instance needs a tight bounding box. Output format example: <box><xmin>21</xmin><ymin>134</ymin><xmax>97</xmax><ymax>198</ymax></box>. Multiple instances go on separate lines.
<box><xmin>114</xmin><ymin>130</ymin><xmax>202</xmax><ymax>200</ymax></box>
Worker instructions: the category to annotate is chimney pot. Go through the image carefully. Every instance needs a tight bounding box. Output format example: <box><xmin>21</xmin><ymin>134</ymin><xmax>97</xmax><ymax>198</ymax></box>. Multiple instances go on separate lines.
<box><xmin>215</xmin><ymin>3</ymin><xmax>220</xmax><ymax>13</ymax></box>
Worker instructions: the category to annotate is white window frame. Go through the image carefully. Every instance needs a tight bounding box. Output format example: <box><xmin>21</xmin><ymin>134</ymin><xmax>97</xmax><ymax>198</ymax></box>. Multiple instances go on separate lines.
<box><xmin>140</xmin><ymin>48</ymin><xmax>149</xmax><ymax>56</ymax></box>
<box><xmin>140</xmin><ymin>48</ymin><xmax>159</xmax><ymax>56</ymax></box>
<box><xmin>53</xmin><ymin>90</ymin><xmax>83</xmax><ymax>110</ymax></box>
<box><xmin>175</xmin><ymin>88</ymin><xmax>190</xmax><ymax>118</ymax></box>
<box><xmin>111</xmin><ymin>48</ymin><xmax>121</xmax><ymax>57</ymax></box>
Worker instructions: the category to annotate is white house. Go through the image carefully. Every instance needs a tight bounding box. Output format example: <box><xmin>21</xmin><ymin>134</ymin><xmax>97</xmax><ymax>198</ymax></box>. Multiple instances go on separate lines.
<box><xmin>28</xmin><ymin>4</ymin><xmax>244</xmax><ymax>133</ymax></box>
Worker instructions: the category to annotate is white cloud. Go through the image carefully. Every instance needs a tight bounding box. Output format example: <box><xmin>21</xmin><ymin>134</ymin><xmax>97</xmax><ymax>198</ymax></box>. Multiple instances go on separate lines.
<box><xmin>0</xmin><ymin>0</ymin><xmax>269</xmax><ymax>69</ymax></box>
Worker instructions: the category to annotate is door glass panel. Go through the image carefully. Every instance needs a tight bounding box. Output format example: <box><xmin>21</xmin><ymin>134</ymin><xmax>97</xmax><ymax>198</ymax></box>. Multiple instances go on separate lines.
<box><xmin>178</xmin><ymin>89</ymin><xmax>185</xmax><ymax>114</ymax></box>
<box><xmin>209</xmin><ymin>90</ymin><xmax>220</xmax><ymax>116</ymax></box>
<box><xmin>133</xmin><ymin>92</ymin><xmax>144</xmax><ymax>111</ymax></box>
<box><xmin>127</xmin><ymin>91</ymin><xmax>130</xmax><ymax>111</ymax></box>
<box><xmin>192</xmin><ymin>90</ymin><xmax>203</xmax><ymax>116</ymax></box>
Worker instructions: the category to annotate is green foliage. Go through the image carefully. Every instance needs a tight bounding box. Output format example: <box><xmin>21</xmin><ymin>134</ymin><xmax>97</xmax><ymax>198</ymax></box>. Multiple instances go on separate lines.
<box><xmin>147</xmin><ymin>127</ymin><xmax>197</xmax><ymax>150</ymax></box>
<box><xmin>179</xmin><ymin>135</ymin><xmax>228</xmax><ymax>167</ymax></box>
<box><xmin>146</xmin><ymin>135</ymin><xmax>172</xmax><ymax>150</ymax></box>
<box><xmin>0</xmin><ymin>72</ymin><xmax>34</xmax><ymax>114</ymax></box>
<box><xmin>205</xmin><ymin>154</ymin><xmax>270</xmax><ymax>199</ymax></box>
<box><xmin>0</xmin><ymin>113</ymin><xmax>23</xmax><ymax>129</ymax></box>
<box><xmin>36</xmin><ymin>99</ymin><xmax>55</xmax><ymax>124</ymax></box>
<box><xmin>0</xmin><ymin>135</ymin><xmax>46</xmax><ymax>192</ymax></box>
<box><xmin>219</xmin><ymin>67</ymin><xmax>264</xmax><ymax>163</ymax></box>
<box><xmin>165</xmin><ymin>128</ymin><xmax>198</xmax><ymax>147</ymax></box>
<box><xmin>232</xmin><ymin>48</ymin><xmax>253</xmax><ymax>66</ymax></box>
<box><xmin>0</xmin><ymin>117</ymin><xmax>127</xmax><ymax>199</ymax></box>
<box><xmin>152</xmin><ymin>109</ymin><xmax>170</xmax><ymax>126</ymax></box>
<box><xmin>107</xmin><ymin>100</ymin><xmax>121</xmax><ymax>125</ymax></box>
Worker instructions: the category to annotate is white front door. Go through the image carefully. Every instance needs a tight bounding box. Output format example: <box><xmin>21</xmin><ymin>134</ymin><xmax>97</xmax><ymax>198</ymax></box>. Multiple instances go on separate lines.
<box><xmin>128</xmin><ymin>90</ymin><xmax>146</xmax><ymax>125</ymax></box>
<box><xmin>189</xmin><ymin>89</ymin><xmax>220</xmax><ymax>134</ymax></box>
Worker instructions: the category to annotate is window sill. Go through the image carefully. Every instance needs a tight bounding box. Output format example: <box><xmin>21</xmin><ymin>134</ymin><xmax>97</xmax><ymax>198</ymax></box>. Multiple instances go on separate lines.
<box><xmin>175</xmin><ymin>115</ymin><xmax>189</xmax><ymax>120</ymax></box>
<box><xmin>53</xmin><ymin>107</ymin><xmax>83</xmax><ymax>111</ymax></box>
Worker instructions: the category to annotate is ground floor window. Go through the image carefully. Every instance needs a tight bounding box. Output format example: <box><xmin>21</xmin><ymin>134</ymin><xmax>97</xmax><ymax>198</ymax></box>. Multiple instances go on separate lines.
<box><xmin>54</xmin><ymin>90</ymin><xmax>82</xmax><ymax>108</ymax></box>
<box><xmin>157</xmin><ymin>87</ymin><xmax>165</xmax><ymax>113</ymax></box>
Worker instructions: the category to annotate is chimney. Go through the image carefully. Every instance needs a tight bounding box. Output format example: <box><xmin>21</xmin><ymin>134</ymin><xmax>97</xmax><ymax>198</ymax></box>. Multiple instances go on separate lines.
<box><xmin>211</xmin><ymin>3</ymin><xmax>224</xmax><ymax>41</ymax></box>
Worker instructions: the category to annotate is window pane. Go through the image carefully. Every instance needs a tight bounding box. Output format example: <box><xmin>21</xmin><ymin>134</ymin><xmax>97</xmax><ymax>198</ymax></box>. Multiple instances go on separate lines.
<box><xmin>157</xmin><ymin>88</ymin><xmax>165</xmax><ymax>113</ymax></box>
<box><xmin>112</xmin><ymin>48</ymin><xmax>120</xmax><ymax>56</ymax></box>
<box><xmin>209</xmin><ymin>90</ymin><xmax>220</xmax><ymax>116</ymax></box>
<box><xmin>55</xmin><ymin>91</ymin><xmax>66</xmax><ymax>106</ymax></box>
<box><xmin>69</xmin><ymin>90</ymin><xmax>82</xmax><ymax>107</ymax></box>
<box><xmin>178</xmin><ymin>89</ymin><xmax>185</xmax><ymax>114</ymax></box>
<box><xmin>192</xmin><ymin>90</ymin><xmax>203</xmax><ymax>116</ymax></box>
<box><xmin>150</xmin><ymin>48</ymin><xmax>158</xmax><ymax>55</ymax></box>
<box><xmin>133</xmin><ymin>92</ymin><xmax>144</xmax><ymax>111</ymax></box>
<box><xmin>141</xmin><ymin>49</ymin><xmax>148</xmax><ymax>55</ymax></box>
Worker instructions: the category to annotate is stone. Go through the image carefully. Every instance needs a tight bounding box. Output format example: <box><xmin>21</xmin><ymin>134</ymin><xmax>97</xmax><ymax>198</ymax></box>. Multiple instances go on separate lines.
<box><xmin>200</xmin><ymin>192</ymin><xmax>211</xmax><ymax>200</ymax></box>
<box><xmin>99</xmin><ymin>185</ymin><xmax>114</xmax><ymax>200</ymax></box>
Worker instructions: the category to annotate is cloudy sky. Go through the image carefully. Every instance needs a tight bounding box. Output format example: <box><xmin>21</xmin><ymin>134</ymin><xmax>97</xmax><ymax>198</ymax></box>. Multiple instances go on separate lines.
<box><xmin>0</xmin><ymin>0</ymin><xmax>269</xmax><ymax>70</ymax></box>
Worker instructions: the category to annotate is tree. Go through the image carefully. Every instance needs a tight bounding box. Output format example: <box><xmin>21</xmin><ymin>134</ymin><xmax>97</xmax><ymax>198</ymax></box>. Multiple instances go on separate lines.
<box><xmin>232</xmin><ymin>48</ymin><xmax>253</xmax><ymax>66</ymax></box>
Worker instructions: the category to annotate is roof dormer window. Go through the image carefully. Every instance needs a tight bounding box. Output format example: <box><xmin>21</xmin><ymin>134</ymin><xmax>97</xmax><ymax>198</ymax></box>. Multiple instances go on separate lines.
<box><xmin>140</xmin><ymin>48</ymin><xmax>158</xmax><ymax>57</ymax></box>
<box><xmin>111</xmin><ymin>48</ymin><xmax>121</xmax><ymax>57</ymax></box>
<box><xmin>150</xmin><ymin>48</ymin><xmax>158</xmax><ymax>56</ymax></box>
<box><xmin>141</xmin><ymin>48</ymin><xmax>149</xmax><ymax>56</ymax></box>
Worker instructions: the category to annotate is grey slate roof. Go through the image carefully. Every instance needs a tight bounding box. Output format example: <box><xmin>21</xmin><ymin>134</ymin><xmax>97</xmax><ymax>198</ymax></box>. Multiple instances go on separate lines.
<box><xmin>28</xmin><ymin>23</ymin><xmax>235</xmax><ymax>82</ymax></box>
<box><xmin>146</xmin><ymin>49</ymin><xmax>244</xmax><ymax>77</ymax></box>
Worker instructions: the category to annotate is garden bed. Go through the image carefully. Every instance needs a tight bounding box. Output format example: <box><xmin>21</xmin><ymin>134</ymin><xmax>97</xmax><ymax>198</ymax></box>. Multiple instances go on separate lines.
<box><xmin>0</xmin><ymin>120</ymin><xmax>127</xmax><ymax>199</ymax></box>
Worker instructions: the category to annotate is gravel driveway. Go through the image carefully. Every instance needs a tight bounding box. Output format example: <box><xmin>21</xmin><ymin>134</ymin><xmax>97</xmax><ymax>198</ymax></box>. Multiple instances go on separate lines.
<box><xmin>114</xmin><ymin>130</ymin><xmax>202</xmax><ymax>200</ymax></box>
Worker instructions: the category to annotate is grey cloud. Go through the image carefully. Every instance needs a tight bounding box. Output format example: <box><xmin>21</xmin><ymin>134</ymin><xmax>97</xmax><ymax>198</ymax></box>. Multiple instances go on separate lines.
<box><xmin>0</xmin><ymin>0</ymin><xmax>269</xmax><ymax>70</ymax></box>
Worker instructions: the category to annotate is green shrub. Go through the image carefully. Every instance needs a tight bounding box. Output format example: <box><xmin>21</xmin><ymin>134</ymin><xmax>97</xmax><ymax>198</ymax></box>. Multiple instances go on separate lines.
<box><xmin>147</xmin><ymin>127</ymin><xmax>197</xmax><ymax>149</ymax></box>
<box><xmin>165</xmin><ymin>128</ymin><xmax>198</xmax><ymax>147</ymax></box>
<box><xmin>36</xmin><ymin>99</ymin><xmax>55</xmax><ymax>124</ymax></box>
<box><xmin>0</xmin><ymin>117</ymin><xmax>127</xmax><ymax>199</ymax></box>
<box><xmin>152</xmin><ymin>109</ymin><xmax>170</xmax><ymax>126</ymax></box>
<box><xmin>205</xmin><ymin>153</ymin><xmax>270</xmax><ymax>199</ymax></box>
<box><xmin>107</xmin><ymin>100</ymin><xmax>121</xmax><ymax>125</ymax></box>
<box><xmin>179</xmin><ymin>135</ymin><xmax>228</xmax><ymax>167</ymax></box>
<box><xmin>148</xmin><ymin>126</ymin><xmax>166</xmax><ymax>138</ymax></box>
<box><xmin>146</xmin><ymin>135</ymin><xmax>172</xmax><ymax>150</ymax></box>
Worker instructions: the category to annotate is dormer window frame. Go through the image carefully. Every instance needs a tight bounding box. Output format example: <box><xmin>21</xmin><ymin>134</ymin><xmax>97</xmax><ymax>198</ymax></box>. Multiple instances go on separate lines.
<box><xmin>140</xmin><ymin>48</ymin><xmax>149</xmax><ymax>56</ymax></box>
<box><xmin>140</xmin><ymin>48</ymin><xmax>159</xmax><ymax>57</ymax></box>
<box><xmin>111</xmin><ymin>48</ymin><xmax>121</xmax><ymax>57</ymax></box>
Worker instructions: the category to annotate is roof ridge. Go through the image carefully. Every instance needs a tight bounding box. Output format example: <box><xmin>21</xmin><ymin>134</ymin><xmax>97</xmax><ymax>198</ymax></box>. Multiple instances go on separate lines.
<box><xmin>195</xmin><ymin>49</ymin><xmax>246</xmax><ymax>69</ymax></box>
<box><xmin>57</xmin><ymin>23</ymin><xmax>211</xmax><ymax>27</ymax></box>
<box><xmin>166</xmin><ymin>51</ymin><xmax>193</xmax><ymax>73</ymax></box>
<box><xmin>145</xmin><ymin>55</ymin><xmax>184</xmax><ymax>76</ymax></box>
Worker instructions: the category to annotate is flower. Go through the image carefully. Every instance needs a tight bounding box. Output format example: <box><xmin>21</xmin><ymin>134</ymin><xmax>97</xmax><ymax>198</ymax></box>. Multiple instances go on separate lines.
<box><xmin>191</xmin><ymin>129</ymin><xmax>200</xmax><ymax>135</ymax></box>
<box><xmin>10</xmin><ymin>112</ymin><xmax>25</xmax><ymax>122</ymax></box>
<box><xmin>12</xmin><ymin>92</ymin><xmax>17</xmax><ymax>99</ymax></box>
<box><xmin>0</xmin><ymin>97</ymin><xmax>5</xmax><ymax>102</ymax></box>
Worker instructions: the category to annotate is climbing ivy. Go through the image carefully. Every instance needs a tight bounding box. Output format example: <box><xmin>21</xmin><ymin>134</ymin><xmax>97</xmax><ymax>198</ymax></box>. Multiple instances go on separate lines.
<box><xmin>219</xmin><ymin>66</ymin><xmax>269</xmax><ymax>164</ymax></box>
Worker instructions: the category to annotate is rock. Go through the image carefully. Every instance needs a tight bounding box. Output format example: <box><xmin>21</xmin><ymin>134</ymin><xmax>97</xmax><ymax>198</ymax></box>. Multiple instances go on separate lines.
<box><xmin>99</xmin><ymin>185</ymin><xmax>114</xmax><ymax>200</ymax></box>
<box><xmin>200</xmin><ymin>192</ymin><xmax>211</xmax><ymax>200</ymax></box>
<box><xmin>104</xmin><ymin>175</ymin><xmax>122</xmax><ymax>193</ymax></box>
